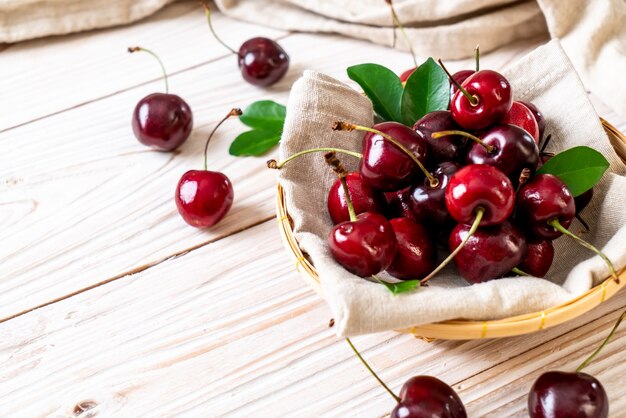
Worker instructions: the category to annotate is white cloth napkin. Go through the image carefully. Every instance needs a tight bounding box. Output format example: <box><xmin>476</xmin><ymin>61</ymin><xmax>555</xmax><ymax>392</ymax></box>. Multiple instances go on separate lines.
<box><xmin>277</xmin><ymin>40</ymin><xmax>626</xmax><ymax>336</ymax></box>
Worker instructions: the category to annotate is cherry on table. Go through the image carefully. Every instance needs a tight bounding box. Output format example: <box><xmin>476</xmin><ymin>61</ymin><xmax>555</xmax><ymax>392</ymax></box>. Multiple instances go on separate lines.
<box><xmin>387</xmin><ymin>218</ymin><xmax>437</xmax><ymax>281</ymax></box>
<box><xmin>414</xmin><ymin>110</ymin><xmax>465</xmax><ymax>163</ymax></box>
<box><xmin>391</xmin><ymin>376</ymin><xmax>467</xmax><ymax>418</ymax></box>
<box><xmin>501</xmin><ymin>101</ymin><xmax>540</xmax><ymax>143</ymax></box>
<box><xmin>202</xmin><ymin>2</ymin><xmax>289</xmax><ymax>86</ymax></box>
<box><xmin>175</xmin><ymin>109</ymin><xmax>240</xmax><ymax>228</ymax></box>
<box><xmin>128</xmin><ymin>47</ymin><xmax>193</xmax><ymax>151</ymax></box>
<box><xmin>327</xmin><ymin>172</ymin><xmax>386</xmax><ymax>224</ymax></box>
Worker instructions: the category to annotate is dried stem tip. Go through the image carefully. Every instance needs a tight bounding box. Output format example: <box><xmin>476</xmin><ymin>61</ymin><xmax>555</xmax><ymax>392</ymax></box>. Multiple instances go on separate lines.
<box><xmin>267</xmin><ymin>159</ymin><xmax>279</xmax><ymax>169</ymax></box>
<box><xmin>324</xmin><ymin>152</ymin><xmax>348</xmax><ymax>177</ymax></box>
<box><xmin>332</xmin><ymin>121</ymin><xmax>356</xmax><ymax>132</ymax></box>
<box><xmin>518</xmin><ymin>168</ymin><xmax>531</xmax><ymax>186</ymax></box>
<box><xmin>127</xmin><ymin>46</ymin><xmax>141</xmax><ymax>53</ymax></box>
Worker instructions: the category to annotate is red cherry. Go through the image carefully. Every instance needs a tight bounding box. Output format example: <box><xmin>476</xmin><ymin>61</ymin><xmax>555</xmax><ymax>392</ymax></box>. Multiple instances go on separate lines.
<box><xmin>520</xmin><ymin>100</ymin><xmax>546</xmax><ymax>140</ymax></box>
<box><xmin>238</xmin><ymin>37</ymin><xmax>289</xmax><ymax>86</ymax></box>
<box><xmin>516</xmin><ymin>174</ymin><xmax>575</xmax><ymax>240</ymax></box>
<box><xmin>450</xmin><ymin>69</ymin><xmax>513</xmax><ymax>130</ymax></box>
<box><xmin>400</xmin><ymin>67</ymin><xmax>416</xmax><ymax>82</ymax></box>
<box><xmin>390</xmin><ymin>376</ymin><xmax>467</xmax><ymax>418</ymax></box>
<box><xmin>529</xmin><ymin>371</ymin><xmax>608</xmax><ymax>418</ymax></box>
<box><xmin>501</xmin><ymin>101</ymin><xmax>540</xmax><ymax>143</ymax></box>
<box><xmin>175</xmin><ymin>170</ymin><xmax>234</xmax><ymax>227</ymax></box>
<box><xmin>413</xmin><ymin>110</ymin><xmax>465</xmax><ymax>163</ymax></box>
<box><xmin>449</xmin><ymin>221</ymin><xmax>527</xmax><ymax>283</ymax></box>
<box><xmin>387</xmin><ymin>218</ymin><xmax>437</xmax><ymax>280</ymax></box>
<box><xmin>449</xmin><ymin>69</ymin><xmax>475</xmax><ymax>98</ymax></box>
<box><xmin>518</xmin><ymin>239</ymin><xmax>554</xmax><ymax>277</ymax></box>
<box><xmin>385</xmin><ymin>187</ymin><xmax>413</xmax><ymax>220</ymax></box>
<box><xmin>327</xmin><ymin>172</ymin><xmax>386</xmax><ymax>224</ymax></box>
<box><xmin>328</xmin><ymin>212</ymin><xmax>397</xmax><ymax>277</ymax></box>
<box><xmin>409</xmin><ymin>161</ymin><xmax>461</xmax><ymax>228</ymax></box>
<box><xmin>445</xmin><ymin>164</ymin><xmax>515</xmax><ymax>226</ymax></box>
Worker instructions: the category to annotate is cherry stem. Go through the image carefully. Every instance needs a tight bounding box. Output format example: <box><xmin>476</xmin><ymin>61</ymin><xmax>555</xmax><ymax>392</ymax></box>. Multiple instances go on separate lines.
<box><xmin>431</xmin><ymin>130</ymin><xmax>495</xmax><ymax>154</ymax></box>
<box><xmin>548</xmin><ymin>218</ymin><xmax>619</xmax><ymax>283</ymax></box>
<box><xmin>475</xmin><ymin>44</ymin><xmax>480</xmax><ymax>72</ymax></box>
<box><xmin>200</xmin><ymin>0</ymin><xmax>239</xmax><ymax>56</ymax></box>
<box><xmin>576</xmin><ymin>310</ymin><xmax>626</xmax><ymax>372</ymax></box>
<box><xmin>421</xmin><ymin>207</ymin><xmax>485</xmax><ymax>284</ymax></box>
<box><xmin>576</xmin><ymin>214</ymin><xmax>591</xmax><ymax>232</ymax></box>
<box><xmin>386</xmin><ymin>0</ymin><xmax>417</xmax><ymax>68</ymax></box>
<box><xmin>325</xmin><ymin>152</ymin><xmax>358</xmax><ymax>221</ymax></box>
<box><xmin>540</xmin><ymin>134</ymin><xmax>552</xmax><ymax>153</ymax></box>
<box><xmin>345</xmin><ymin>337</ymin><xmax>401</xmax><ymax>403</ymax></box>
<box><xmin>333</xmin><ymin>121</ymin><xmax>439</xmax><ymax>188</ymax></box>
<box><xmin>267</xmin><ymin>148</ymin><xmax>362</xmax><ymax>170</ymax></box>
<box><xmin>204</xmin><ymin>108</ymin><xmax>243</xmax><ymax>170</ymax></box>
<box><xmin>438</xmin><ymin>59</ymin><xmax>478</xmax><ymax>106</ymax></box>
<box><xmin>128</xmin><ymin>46</ymin><xmax>169</xmax><ymax>94</ymax></box>
<box><xmin>512</xmin><ymin>267</ymin><xmax>530</xmax><ymax>276</ymax></box>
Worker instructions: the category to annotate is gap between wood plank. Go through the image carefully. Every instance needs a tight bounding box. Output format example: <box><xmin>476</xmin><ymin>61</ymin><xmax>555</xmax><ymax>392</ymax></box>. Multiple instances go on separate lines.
<box><xmin>0</xmin><ymin>214</ymin><xmax>275</xmax><ymax>325</ymax></box>
<box><xmin>0</xmin><ymin>32</ymin><xmax>293</xmax><ymax>135</ymax></box>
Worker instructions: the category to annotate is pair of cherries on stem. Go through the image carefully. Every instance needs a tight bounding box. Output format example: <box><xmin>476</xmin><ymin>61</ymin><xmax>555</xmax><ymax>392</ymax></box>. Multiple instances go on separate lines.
<box><xmin>200</xmin><ymin>1</ymin><xmax>289</xmax><ymax>87</ymax></box>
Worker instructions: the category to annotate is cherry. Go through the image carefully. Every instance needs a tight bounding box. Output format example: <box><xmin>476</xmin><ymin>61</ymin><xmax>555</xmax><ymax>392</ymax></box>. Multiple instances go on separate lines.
<box><xmin>400</xmin><ymin>67</ymin><xmax>416</xmax><ymax>83</ymax></box>
<box><xmin>440</xmin><ymin>60</ymin><xmax>513</xmax><ymax>130</ymax></box>
<box><xmin>449</xmin><ymin>221</ymin><xmax>526</xmax><ymax>283</ymax></box>
<box><xmin>465</xmin><ymin>124</ymin><xmax>539</xmax><ymax>180</ymax></box>
<box><xmin>449</xmin><ymin>69</ymin><xmax>475</xmax><ymax>98</ymax></box>
<box><xmin>502</xmin><ymin>101</ymin><xmax>540</xmax><ymax>143</ymax></box>
<box><xmin>175</xmin><ymin>109</ymin><xmax>240</xmax><ymax>228</ymax></box>
<box><xmin>413</xmin><ymin>111</ymin><xmax>465</xmax><ymax>163</ymax></box>
<box><xmin>391</xmin><ymin>376</ymin><xmax>467</xmax><ymax>418</ymax></box>
<box><xmin>385</xmin><ymin>188</ymin><xmax>413</xmax><ymax>220</ymax></box>
<box><xmin>445</xmin><ymin>164</ymin><xmax>515</xmax><ymax>226</ymax></box>
<box><xmin>327</xmin><ymin>172</ymin><xmax>386</xmax><ymax>224</ymax></box>
<box><xmin>409</xmin><ymin>161</ymin><xmax>461</xmax><ymax>228</ymax></box>
<box><xmin>520</xmin><ymin>100</ymin><xmax>546</xmax><ymax>140</ymax></box>
<box><xmin>332</xmin><ymin>121</ymin><xmax>435</xmax><ymax>192</ymax></box>
<box><xmin>518</xmin><ymin>239</ymin><xmax>554</xmax><ymax>277</ymax></box>
<box><xmin>387</xmin><ymin>218</ymin><xmax>437</xmax><ymax>280</ymax></box>
<box><xmin>202</xmin><ymin>3</ymin><xmax>289</xmax><ymax>86</ymax></box>
<box><xmin>128</xmin><ymin>47</ymin><xmax>193</xmax><ymax>151</ymax></box>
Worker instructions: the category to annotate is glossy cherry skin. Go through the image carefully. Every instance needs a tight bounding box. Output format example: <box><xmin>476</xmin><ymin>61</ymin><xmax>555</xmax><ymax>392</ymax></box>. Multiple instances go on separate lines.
<box><xmin>449</xmin><ymin>69</ymin><xmax>475</xmax><ymax>98</ymax></box>
<box><xmin>450</xmin><ymin>221</ymin><xmax>527</xmax><ymax>283</ymax></box>
<box><xmin>385</xmin><ymin>188</ymin><xmax>413</xmax><ymax>220</ymax></box>
<box><xmin>528</xmin><ymin>371</ymin><xmax>608</xmax><ymax>418</ymax></box>
<box><xmin>400</xmin><ymin>67</ymin><xmax>416</xmax><ymax>82</ymax></box>
<box><xmin>520</xmin><ymin>101</ymin><xmax>546</xmax><ymax>140</ymax></box>
<box><xmin>414</xmin><ymin>110</ymin><xmax>464</xmax><ymax>163</ymax></box>
<box><xmin>387</xmin><ymin>218</ymin><xmax>437</xmax><ymax>280</ymax></box>
<box><xmin>450</xmin><ymin>69</ymin><xmax>513</xmax><ymax>130</ymax></box>
<box><xmin>501</xmin><ymin>101</ymin><xmax>540</xmax><ymax>143</ymax></box>
<box><xmin>327</xmin><ymin>172</ymin><xmax>386</xmax><ymax>224</ymax></box>
<box><xmin>466</xmin><ymin>124</ymin><xmax>539</xmax><ymax>181</ymax></box>
<box><xmin>359</xmin><ymin>121</ymin><xmax>429</xmax><ymax>191</ymax></box>
<box><xmin>390</xmin><ymin>376</ymin><xmax>467</xmax><ymax>418</ymax></box>
<box><xmin>175</xmin><ymin>170</ymin><xmax>234</xmax><ymax>228</ymax></box>
<box><xmin>329</xmin><ymin>212</ymin><xmax>397</xmax><ymax>277</ymax></box>
<box><xmin>575</xmin><ymin>188</ymin><xmax>594</xmax><ymax>213</ymax></box>
<box><xmin>445</xmin><ymin>164</ymin><xmax>515</xmax><ymax>226</ymax></box>
<box><xmin>518</xmin><ymin>239</ymin><xmax>554</xmax><ymax>277</ymax></box>
<box><xmin>132</xmin><ymin>93</ymin><xmax>193</xmax><ymax>151</ymax></box>
<box><xmin>237</xmin><ymin>37</ymin><xmax>289</xmax><ymax>86</ymax></box>
<box><xmin>409</xmin><ymin>162</ymin><xmax>460</xmax><ymax>229</ymax></box>
<box><xmin>516</xmin><ymin>174</ymin><xmax>575</xmax><ymax>240</ymax></box>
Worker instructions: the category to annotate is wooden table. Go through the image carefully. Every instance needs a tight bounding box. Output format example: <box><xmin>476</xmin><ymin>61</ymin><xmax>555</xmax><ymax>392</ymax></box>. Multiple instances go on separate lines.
<box><xmin>2</xmin><ymin>2</ymin><xmax>625</xmax><ymax>416</ymax></box>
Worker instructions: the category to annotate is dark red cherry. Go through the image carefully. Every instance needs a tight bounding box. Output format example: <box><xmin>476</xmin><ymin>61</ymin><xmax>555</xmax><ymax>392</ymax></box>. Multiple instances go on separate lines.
<box><xmin>528</xmin><ymin>371</ymin><xmax>608</xmax><ymax>418</ymax></box>
<box><xmin>516</xmin><ymin>174</ymin><xmax>575</xmax><ymax>240</ymax></box>
<box><xmin>450</xmin><ymin>69</ymin><xmax>513</xmax><ymax>130</ymax></box>
<box><xmin>175</xmin><ymin>170</ymin><xmax>234</xmax><ymax>228</ymax></box>
<box><xmin>359</xmin><ymin>122</ymin><xmax>429</xmax><ymax>191</ymax></box>
<box><xmin>501</xmin><ymin>101</ymin><xmax>540</xmax><ymax>143</ymax></box>
<box><xmin>410</xmin><ymin>161</ymin><xmax>460</xmax><ymax>228</ymax></box>
<box><xmin>327</xmin><ymin>172</ymin><xmax>386</xmax><ymax>224</ymax></box>
<box><xmin>238</xmin><ymin>37</ymin><xmax>289</xmax><ymax>87</ymax></box>
<box><xmin>329</xmin><ymin>212</ymin><xmax>397</xmax><ymax>277</ymax></box>
<box><xmin>449</xmin><ymin>69</ymin><xmax>475</xmax><ymax>98</ymax></box>
<box><xmin>518</xmin><ymin>239</ymin><xmax>554</xmax><ymax>277</ymax></box>
<box><xmin>390</xmin><ymin>376</ymin><xmax>467</xmax><ymax>418</ymax></box>
<box><xmin>445</xmin><ymin>164</ymin><xmax>515</xmax><ymax>226</ymax></box>
<box><xmin>575</xmin><ymin>188</ymin><xmax>594</xmax><ymax>213</ymax></box>
<box><xmin>520</xmin><ymin>101</ymin><xmax>546</xmax><ymax>140</ymax></box>
<box><xmin>385</xmin><ymin>188</ymin><xmax>413</xmax><ymax>220</ymax></box>
<box><xmin>387</xmin><ymin>218</ymin><xmax>437</xmax><ymax>280</ymax></box>
<box><xmin>449</xmin><ymin>221</ymin><xmax>527</xmax><ymax>283</ymax></box>
<box><xmin>132</xmin><ymin>93</ymin><xmax>193</xmax><ymax>151</ymax></box>
<box><xmin>400</xmin><ymin>67</ymin><xmax>416</xmax><ymax>82</ymax></box>
<box><xmin>466</xmin><ymin>124</ymin><xmax>539</xmax><ymax>181</ymax></box>
<box><xmin>413</xmin><ymin>110</ymin><xmax>464</xmax><ymax>163</ymax></box>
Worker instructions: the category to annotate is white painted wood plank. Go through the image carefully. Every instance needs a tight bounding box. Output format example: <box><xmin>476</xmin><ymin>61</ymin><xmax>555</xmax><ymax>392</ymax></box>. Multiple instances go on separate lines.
<box><xmin>0</xmin><ymin>220</ymin><xmax>625</xmax><ymax>417</ymax></box>
<box><xmin>0</xmin><ymin>1</ymin><xmax>286</xmax><ymax>131</ymax></box>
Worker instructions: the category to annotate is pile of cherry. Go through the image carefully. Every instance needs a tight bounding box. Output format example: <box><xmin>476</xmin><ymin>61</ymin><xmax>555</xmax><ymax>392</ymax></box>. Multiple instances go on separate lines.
<box><xmin>318</xmin><ymin>63</ymin><xmax>617</xmax><ymax>290</ymax></box>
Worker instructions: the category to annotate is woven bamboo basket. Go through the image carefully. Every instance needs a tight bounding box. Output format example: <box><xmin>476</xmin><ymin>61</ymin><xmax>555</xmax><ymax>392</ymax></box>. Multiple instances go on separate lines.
<box><xmin>276</xmin><ymin>119</ymin><xmax>626</xmax><ymax>340</ymax></box>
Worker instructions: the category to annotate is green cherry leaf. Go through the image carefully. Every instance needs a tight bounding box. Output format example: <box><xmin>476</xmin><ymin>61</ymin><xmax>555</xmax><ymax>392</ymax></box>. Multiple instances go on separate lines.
<box><xmin>401</xmin><ymin>57</ymin><xmax>450</xmax><ymax>125</ymax></box>
<box><xmin>229</xmin><ymin>130</ymin><xmax>281</xmax><ymax>157</ymax></box>
<box><xmin>347</xmin><ymin>63</ymin><xmax>403</xmax><ymax>122</ymax></box>
<box><xmin>239</xmin><ymin>100</ymin><xmax>286</xmax><ymax>132</ymax></box>
<box><xmin>377</xmin><ymin>278</ymin><xmax>420</xmax><ymax>295</ymax></box>
<box><xmin>537</xmin><ymin>146</ymin><xmax>610</xmax><ymax>196</ymax></box>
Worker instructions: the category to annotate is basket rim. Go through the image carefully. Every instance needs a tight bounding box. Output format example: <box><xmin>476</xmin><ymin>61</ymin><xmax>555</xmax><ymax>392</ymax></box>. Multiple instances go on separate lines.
<box><xmin>275</xmin><ymin>118</ymin><xmax>626</xmax><ymax>340</ymax></box>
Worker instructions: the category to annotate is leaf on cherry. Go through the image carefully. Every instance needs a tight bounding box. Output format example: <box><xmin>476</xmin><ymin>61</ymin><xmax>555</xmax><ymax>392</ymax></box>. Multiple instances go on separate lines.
<box><xmin>401</xmin><ymin>57</ymin><xmax>450</xmax><ymax>125</ymax></box>
<box><xmin>347</xmin><ymin>63</ymin><xmax>403</xmax><ymax>122</ymax></box>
